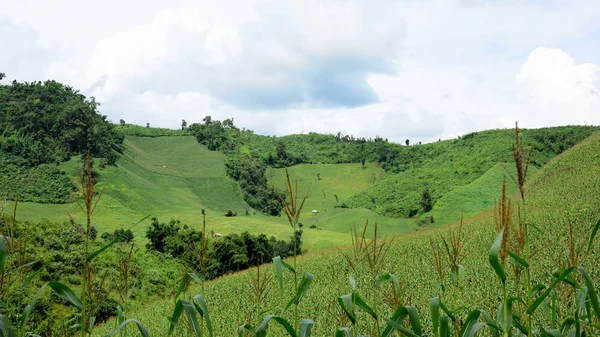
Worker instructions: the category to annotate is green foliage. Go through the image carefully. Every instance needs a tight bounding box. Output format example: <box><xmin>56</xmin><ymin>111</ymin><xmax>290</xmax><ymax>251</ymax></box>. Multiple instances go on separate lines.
<box><xmin>346</xmin><ymin>126</ymin><xmax>598</xmax><ymax>217</ymax></box>
<box><xmin>0</xmin><ymin>214</ymin><xmax>184</xmax><ymax>335</ymax></box>
<box><xmin>100</xmin><ymin>229</ymin><xmax>134</xmax><ymax>243</ymax></box>
<box><xmin>188</xmin><ymin>117</ymin><xmax>285</xmax><ymax>215</ymax></box>
<box><xmin>420</xmin><ymin>188</ymin><xmax>433</xmax><ymax>213</ymax></box>
<box><xmin>145</xmin><ymin>217</ymin><xmax>302</xmax><ymax>280</ymax></box>
<box><xmin>0</xmin><ymin>156</ymin><xmax>74</xmax><ymax>203</ymax></box>
<box><xmin>0</xmin><ymin>79</ymin><xmax>123</xmax><ymax>203</ymax></box>
<box><xmin>188</xmin><ymin>116</ymin><xmax>238</xmax><ymax>151</ymax></box>
<box><xmin>114</xmin><ymin>124</ymin><xmax>188</xmax><ymax>137</ymax></box>
<box><xmin>0</xmin><ymin>79</ymin><xmax>123</xmax><ymax>163</ymax></box>
<box><xmin>207</xmin><ymin>231</ymin><xmax>302</xmax><ymax>279</ymax></box>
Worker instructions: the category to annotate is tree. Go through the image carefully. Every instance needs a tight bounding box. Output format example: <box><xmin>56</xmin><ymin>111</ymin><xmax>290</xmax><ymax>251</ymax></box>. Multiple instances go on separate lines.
<box><xmin>146</xmin><ymin>123</ymin><xmax>150</xmax><ymax>128</ymax></box>
<box><xmin>146</xmin><ymin>217</ymin><xmax>178</xmax><ymax>253</ymax></box>
<box><xmin>405</xmin><ymin>139</ymin><xmax>410</xmax><ymax>146</ymax></box>
<box><xmin>119</xmin><ymin>119</ymin><xmax>126</xmax><ymax>126</ymax></box>
<box><xmin>0</xmin><ymin>72</ymin><xmax>5</xmax><ymax>82</ymax></box>
<box><xmin>420</xmin><ymin>188</ymin><xmax>433</xmax><ymax>213</ymax></box>
<box><xmin>181</xmin><ymin>119</ymin><xmax>187</xmax><ymax>130</ymax></box>
<box><xmin>276</xmin><ymin>140</ymin><xmax>288</xmax><ymax>165</ymax></box>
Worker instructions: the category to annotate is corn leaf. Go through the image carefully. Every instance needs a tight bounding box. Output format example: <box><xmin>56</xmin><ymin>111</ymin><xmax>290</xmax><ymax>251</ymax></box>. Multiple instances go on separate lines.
<box><xmin>286</xmin><ymin>272</ymin><xmax>314</xmax><ymax>310</ymax></box>
<box><xmin>273</xmin><ymin>256</ymin><xmax>284</xmax><ymax>293</ymax></box>
<box><xmin>543</xmin><ymin>329</ymin><xmax>564</xmax><ymax>337</ymax></box>
<box><xmin>459</xmin><ymin>310</ymin><xmax>485</xmax><ymax>337</ymax></box>
<box><xmin>378</xmin><ymin>274</ymin><xmax>401</xmax><ymax>299</ymax></box>
<box><xmin>18</xmin><ymin>265</ymin><xmax>44</xmax><ymax>291</ymax></box>
<box><xmin>271</xmin><ymin>316</ymin><xmax>298</xmax><ymax>337</ymax></box>
<box><xmin>383</xmin><ymin>317</ymin><xmax>421</xmax><ymax>337</ymax></box>
<box><xmin>352</xmin><ymin>293</ymin><xmax>378</xmax><ymax>320</ymax></box>
<box><xmin>182</xmin><ymin>300</ymin><xmax>201</xmax><ymax>337</ymax></box>
<box><xmin>18</xmin><ymin>284</ymin><xmax>45</xmax><ymax>332</ymax></box>
<box><xmin>255</xmin><ymin>315</ymin><xmax>273</xmax><ymax>337</ymax></box>
<box><xmin>430</xmin><ymin>297</ymin><xmax>440</xmax><ymax>337</ymax></box>
<box><xmin>440</xmin><ymin>316</ymin><xmax>450</xmax><ymax>337</ymax></box>
<box><xmin>0</xmin><ymin>238</ymin><xmax>7</xmax><ymax>275</ymax></box>
<box><xmin>102</xmin><ymin>319</ymin><xmax>150</xmax><ymax>337</ymax></box>
<box><xmin>188</xmin><ymin>272</ymin><xmax>203</xmax><ymax>284</ymax></box>
<box><xmin>254</xmin><ymin>315</ymin><xmax>297</xmax><ymax>337</ymax></box>
<box><xmin>337</xmin><ymin>294</ymin><xmax>356</xmax><ymax>324</ymax></box>
<box><xmin>508</xmin><ymin>251</ymin><xmax>529</xmax><ymax>268</ymax></box>
<box><xmin>194</xmin><ymin>295</ymin><xmax>214</xmax><ymax>337</ymax></box>
<box><xmin>578</xmin><ymin>266</ymin><xmax>600</xmax><ymax>321</ymax></box>
<box><xmin>335</xmin><ymin>327</ymin><xmax>353</xmax><ymax>337</ymax></box>
<box><xmin>47</xmin><ymin>282</ymin><xmax>82</xmax><ymax>309</ymax></box>
<box><xmin>560</xmin><ymin>318</ymin><xmax>575</xmax><ymax>335</ymax></box>
<box><xmin>528</xmin><ymin>267</ymin><xmax>576</xmax><ymax>315</ymax></box>
<box><xmin>238</xmin><ymin>324</ymin><xmax>256</xmax><ymax>337</ymax></box>
<box><xmin>489</xmin><ymin>227</ymin><xmax>506</xmax><ymax>282</ymax></box>
<box><xmin>0</xmin><ymin>315</ymin><xmax>14</xmax><ymax>337</ymax></box>
<box><xmin>167</xmin><ymin>300</ymin><xmax>183</xmax><ymax>335</ymax></box>
<box><xmin>465</xmin><ymin>323</ymin><xmax>487</xmax><ymax>337</ymax></box>
<box><xmin>298</xmin><ymin>319</ymin><xmax>315</xmax><ymax>337</ymax></box>
<box><xmin>349</xmin><ymin>276</ymin><xmax>356</xmax><ymax>290</ymax></box>
<box><xmin>439</xmin><ymin>299</ymin><xmax>456</xmax><ymax>321</ymax></box>
<box><xmin>512</xmin><ymin>315</ymin><xmax>527</xmax><ymax>335</ymax></box>
<box><xmin>551</xmin><ymin>268</ymin><xmax>578</xmax><ymax>288</ymax></box>
<box><xmin>381</xmin><ymin>306</ymin><xmax>422</xmax><ymax>337</ymax></box>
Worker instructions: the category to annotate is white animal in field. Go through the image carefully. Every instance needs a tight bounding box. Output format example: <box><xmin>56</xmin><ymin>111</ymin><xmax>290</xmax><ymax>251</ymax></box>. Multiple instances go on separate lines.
<box><xmin>214</xmin><ymin>233</ymin><xmax>222</xmax><ymax>237</ymax></box>
<box><xmin>312</xmin><ymin>210</ymin><xmax>318</xmax><ymax>215</ymax></box>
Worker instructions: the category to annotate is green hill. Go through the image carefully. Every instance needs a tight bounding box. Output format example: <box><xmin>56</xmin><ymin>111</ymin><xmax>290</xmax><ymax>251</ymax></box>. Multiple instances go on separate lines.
<box><xmin>93</xmin><ymin>132</ymin><xmax>600</xmax><ymax>337</ymax></box>
<box><xmin>11</xmin><ymin>136</ymin><xmax>403</xmax><ymax>250</ymax></box>
<box><xmin>267</xmin><ymin>163</ymin><xmax>416</xmax><ymax>238</ymax></box>
<box><xmin>421</xmin><ymin>163</ymin><xmax>538</xmax><ymax>225</ymax></box>
<box><xmin>11</xmin><ymin>126</ymin><xmax>596</xmax><ymax>251</ymax></box>
<box><xmin>345</xmin><ymin>126</ymin><xmax>598</xmax><ymax>218</ymax></box>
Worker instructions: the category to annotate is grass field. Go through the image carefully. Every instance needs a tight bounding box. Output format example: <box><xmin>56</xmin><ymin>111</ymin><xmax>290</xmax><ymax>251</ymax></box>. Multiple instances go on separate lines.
<box><xmin>268</xmin><ymin>163</ymin><xmax>416</xmax><ymax>238</ymax></box>
<box><xmin>92</xmin><ymin>132</ymin><xmax>600</xmax><ymax>337</ymax></box>
<box><xmin>421</xmin><ymin>163</ymin><xmax>538</xmax><ymax>225</ymax></box>
<box><xmin>10</xmin><ymin>136</ymin><xmax>413</xmax><ymax>250</ymax></box>
<box><xmin>9</xmin><ymin>134</ymin><xmax>545</xmax><ymax>251</ymax></box>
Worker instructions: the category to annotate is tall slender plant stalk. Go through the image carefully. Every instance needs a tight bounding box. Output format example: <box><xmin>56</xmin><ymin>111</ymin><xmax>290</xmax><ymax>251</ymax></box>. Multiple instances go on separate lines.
<box><xmin>510</xmin><ymin>123</ymin><xmax>532</xmax><ymax>337</ymax></box>
<box><xmin>75</xmin><ymin>153</ymin><xmax>105</xmax><ymax>337</ymax></box>
<box><xmin>276</xmin><ymin>168</ymin><xmax>310</xmax><ymax>330</ymax></box>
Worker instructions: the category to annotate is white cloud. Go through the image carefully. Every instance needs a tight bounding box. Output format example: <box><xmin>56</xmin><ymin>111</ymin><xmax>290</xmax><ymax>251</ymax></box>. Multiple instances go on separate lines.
<box><xmin>1</xmin><ymin>0</ymin><xmax>600</xmax><ymax>143</ymax></box>
<box><xmin>0</xmin><ymin>18</ymin><xmax>57</xmax><ymax>82</ymax></box>
<box><xmin>514</xmin><ymin>47</ymin><xmax>600</xmax><ymax>126</ymax></box>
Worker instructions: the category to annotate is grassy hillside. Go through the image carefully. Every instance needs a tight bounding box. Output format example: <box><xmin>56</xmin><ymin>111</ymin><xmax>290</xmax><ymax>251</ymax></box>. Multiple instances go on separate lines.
<box><xmin>95</xmin><ymin>132</ymin><xmax>600</xmax><ymax>336</ymax></box>
<box><xmin>11</xmin><ymin>128</ymin><xmax>578</xmax><ymax>251</ymax></box>
<box><xmin>345</xmin><ymin>126</ymin><xmax>599</xmax><ymax>217</ymax></box>
<box><xmin>267</xmin><ymin>163</ymin><xmax>416</xmax><ymax>238</ymax></box>
<box><xmin>10</xmin><ymin>136</ymin><xmax>410</xmax><ymax>250</ymax></box>
<box><xmin>115</xmin><ymin>123</ymin><xmax>189</xmax><ymax>137</ymax></box>
<box><xmin>421</xmin><ymin>163</ymin><xmax>538</xmax><ymax>225</ymax></box>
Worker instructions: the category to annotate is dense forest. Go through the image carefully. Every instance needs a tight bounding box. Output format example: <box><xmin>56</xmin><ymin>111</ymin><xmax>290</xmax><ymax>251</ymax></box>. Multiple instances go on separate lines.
<box><xmin>0</xmin><ymin>76</ymin><xmax>123</xmax><ymax>203</ymax></box>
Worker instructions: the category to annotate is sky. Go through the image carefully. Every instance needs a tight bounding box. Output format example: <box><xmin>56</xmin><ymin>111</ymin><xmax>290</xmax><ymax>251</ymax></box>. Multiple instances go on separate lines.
<box><xmin>1</xmin><ymin>0</ymin><xmax>599</xmax><ymax>143</ymax></box>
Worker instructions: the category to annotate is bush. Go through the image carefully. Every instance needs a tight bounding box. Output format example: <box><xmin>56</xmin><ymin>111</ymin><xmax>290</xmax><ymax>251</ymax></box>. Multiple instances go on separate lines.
<box><xmin>417</xmin><ymin>215</ymin><xmax>435</xmax><ymax>227</ymax></box>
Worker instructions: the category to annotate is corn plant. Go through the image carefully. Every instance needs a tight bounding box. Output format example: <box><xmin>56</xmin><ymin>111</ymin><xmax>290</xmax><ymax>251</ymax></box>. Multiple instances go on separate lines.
<box><xmin>274</xmin><ymin>169</ymin><xmax>312</xmax><ymax>330</ymax></box>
